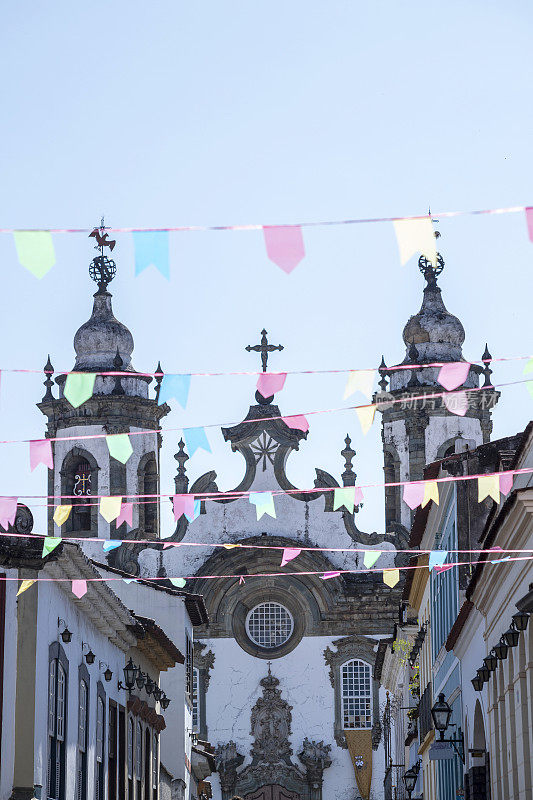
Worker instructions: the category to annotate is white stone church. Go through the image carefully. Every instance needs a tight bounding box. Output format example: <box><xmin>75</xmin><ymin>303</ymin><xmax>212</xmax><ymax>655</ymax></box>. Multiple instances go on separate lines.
<box><xmin>30</xmin><ymin>237</ymin><xmax>499</xmax><ymax>800</ymax></box>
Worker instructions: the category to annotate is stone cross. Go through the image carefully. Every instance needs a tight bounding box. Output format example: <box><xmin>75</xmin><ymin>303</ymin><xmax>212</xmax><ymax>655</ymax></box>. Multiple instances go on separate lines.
<box><xmin>245</xmin><ymin>329</ymin><xmax>283</xmax><ymax>372</ymax></box>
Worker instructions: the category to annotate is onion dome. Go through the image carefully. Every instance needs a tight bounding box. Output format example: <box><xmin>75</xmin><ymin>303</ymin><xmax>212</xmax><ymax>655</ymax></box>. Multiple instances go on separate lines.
<box><xmin>73</xmin><ymin>289</ymin><xmax>135</xmax><ymax>372</ymax></box>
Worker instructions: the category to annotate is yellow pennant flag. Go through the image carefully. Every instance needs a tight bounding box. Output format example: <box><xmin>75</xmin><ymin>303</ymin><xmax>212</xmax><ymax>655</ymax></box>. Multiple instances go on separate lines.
<box><xmin>53</xmin><ymin>505</ymin><xmax>72</xmax><ymax>526</ymax></box>
<box><xmin>421</xmin><ymin>481</ymin><xmax>439</xmax><ymax>508</ymax></box>
<box><xmin>383</xmin><ymin>568</ymin><xmax>400</xmax><ymax>588</ymax></box>
<box><xmin>478</xmin><ymin>475</ymin><xmax>500</xmax><ymax>504</ymax></box>
<box><xmin>343</xmin><ymin>370</ymin><xmax>376</xmax><ymax>401</ymax></box>
<box><xmin>99</xmin><ymin>496</ymin><xmax>122</xmax><ymax>524</ymax></box>
<box><xmin>355</xmin><ymin>404</ymin><xmax>376</xmax><ymax>435</ymax></box>
<box><xmin>17</xmin><ymin>579</ymin><xmax>36</xmax><ymax>596</ymax></box>
<box><xmin>223</xmin><ymin>543</ymin><xmax>242</xmax><ymax>549</ymax></box>
<box><xmin>393</xmin><ymin>217</ymin><xmax>438</xmax><ymax>267</ymax></box>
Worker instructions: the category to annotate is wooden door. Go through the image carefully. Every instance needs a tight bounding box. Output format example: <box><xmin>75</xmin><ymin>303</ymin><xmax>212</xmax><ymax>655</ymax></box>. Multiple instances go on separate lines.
<box><xmin>244</xmin><ymin>787</ymin><xmax>300</xmax><ymax>800</ymax></box>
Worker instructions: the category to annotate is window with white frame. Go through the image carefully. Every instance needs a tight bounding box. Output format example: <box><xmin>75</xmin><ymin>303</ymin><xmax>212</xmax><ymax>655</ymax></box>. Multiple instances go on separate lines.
<box><xmin>431</xmin><ymin>495</ymin><xmax>459</xmax><ymax>657</ymax></box>
<box><xmin>48</xmin><ymin>654</ymin><xmax>67</xmax><ymax>800</ymax></box>
<box><xmin>136</xmin><ymin>720</ymin><xmax>143</xmax><ymax>797</ymax></box>
<box><xmin>96</xmin><ymin>694</ymin><xmax>105</xmax><ymax>800</ymax></box>
<box><xmin>77</xmin><ymin>679</ymin><xmax>88</xmax><ymax>800</ymax></box>
<box><xmin>246</xmin><ymin>602</ymin><xmax>294</xmax><ymax>648</ymax></box>
<box><xmin>152</xmin><ymin>732</ymin><xmax>158</xmax><ymax>800</ymax></box>
<box><xmin>127</xmin><ymin>716</ymin><xmax>134</xmax><ymax>798</ymax></box>
<box><xmin>192</xmin><ymin>667</ymin><xmax>199</xmax><ymax>730</ymax></box>
<box><xmin>341</xmin><ymin>659</ymin><xmax>372</xmax><ymax>730</ymax></box>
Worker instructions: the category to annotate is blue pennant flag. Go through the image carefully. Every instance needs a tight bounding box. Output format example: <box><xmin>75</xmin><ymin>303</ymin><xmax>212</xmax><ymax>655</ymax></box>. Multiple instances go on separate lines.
<box><xmin>428</xmin><ymin>550</ymin><xmax>448</xmax><ymax>571</ymax></box>
<box><xmin>183</xmin><ymin>427</ymin><xmax>211</xmax><ymax>456</ymax></box>
<box><xmin>158</xmin><ymin>374</ymin><xmax>191</xmax><ymax>408</ymax></box>
<box><xmin>103</xmin><ymin>540</ymin><xmax>122</xmax><ymax>552</ymax></box>
<box><xmin>133</xmin><ymin>231</ymin><xmax>170</xmax><ymax>279</ymax></box>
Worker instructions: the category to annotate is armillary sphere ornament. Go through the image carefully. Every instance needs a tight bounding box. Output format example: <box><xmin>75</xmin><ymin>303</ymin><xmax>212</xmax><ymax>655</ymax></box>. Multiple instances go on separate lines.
<box><xmin>88</xmin><ymin>216</ymin><xmax>117</xmax><ymax>292</ymax></box>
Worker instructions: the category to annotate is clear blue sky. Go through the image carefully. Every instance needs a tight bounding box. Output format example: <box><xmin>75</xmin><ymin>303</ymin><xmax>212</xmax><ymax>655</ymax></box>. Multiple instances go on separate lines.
<box><xmin>1</xmin><ymin>1</ymin><xmax>532</xmax><ymax>536</ymax></box>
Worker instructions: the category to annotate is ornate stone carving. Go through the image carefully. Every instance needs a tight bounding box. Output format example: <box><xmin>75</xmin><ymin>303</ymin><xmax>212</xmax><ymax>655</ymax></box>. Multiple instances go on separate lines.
<box><xmin>249</xmin><ymin>668</ymin><xmax>293</xmax><ymax>771</ymax></box>
<box><xmin>298</xmin><ymin>737</ymin><xmax>332</xmax><ymax>787</ymax></box>
<box><xmin>194</xmin><ymin>641</ymin><xmax>215</xmax><ymax>690</ymax></box>
<box><xmin>214</xmin><ymin>741</ymin><xmax>244</xmax><ymax>794</ymax></box>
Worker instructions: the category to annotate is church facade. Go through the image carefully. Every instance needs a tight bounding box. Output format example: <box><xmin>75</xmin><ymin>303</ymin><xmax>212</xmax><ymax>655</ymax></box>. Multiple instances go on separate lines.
<box><xmin>34</xmin><ymin>233</ymin><xmax>499</xmax><ymax>800</ymax></box>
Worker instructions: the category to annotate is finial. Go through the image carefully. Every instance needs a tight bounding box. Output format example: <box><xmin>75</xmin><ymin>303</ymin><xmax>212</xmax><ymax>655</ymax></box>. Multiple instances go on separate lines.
<box><xmin>418</xmin><ymin>213</ymin><xmax>444</xmax><ymax>284</ymax></box>
<box><xmin>174</xmin><ymin>438</ymin><xmax>189</xmax><ymax>493</ymax></box>
<box><xmin>88</xmin><ymin>219</ymin><xmax>117</xmax><ymax>293</ymax></box>
<box><xmin>341</xmin><ymin>434</ymin><xmax>357</xmax><ymax>487</ymax></box>
<box><xmin>111</xmin><ymin>349</ymin><xmax>125</xmax><ymax>395</ymax></box>
<box><xmin>482</xmin><ymin>343</ymin><xmax>493</xmax><ymax>387</ymax></box>
<box><xmin>42</xmin><ymin>355</ymin><xmax>55</xmax><ymax>401</ymax></box>
<box><xmin>245</xmin><ymin>329</ymin><xmax>284</xmax><ymax>373</ymax></box>
<box><xmin>154</xmin><ymin>361</ymin><xmax>164</xmax><ymax>402</ymax></box>
<box><xmin>378</xmin><ymin>355</ymin><xmax>388</xmax><ymax>392</ymax></box>
<box><xmin>267</xmin><ymin>660</ymin><xmax>272</xmax><ymax>676</ymax></box>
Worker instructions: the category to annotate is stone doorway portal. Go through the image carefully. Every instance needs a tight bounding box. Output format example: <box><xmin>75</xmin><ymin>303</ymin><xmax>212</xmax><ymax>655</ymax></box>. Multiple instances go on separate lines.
<box><xmin>244</xmin><ymin>787</ymin><xmax>301</xmax><ymax>800</ymax></box>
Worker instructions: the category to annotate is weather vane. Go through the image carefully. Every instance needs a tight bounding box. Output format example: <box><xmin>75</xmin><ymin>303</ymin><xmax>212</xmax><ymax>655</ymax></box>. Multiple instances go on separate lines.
<box><xmin>88</xmin><ymin>216</ymin><xmax>117</xmax><ymax>292</ymax></box>
<box><xmin>418</xmin><ymin>208</ymin><xmax>444</xmax><ymax>283</ymax></box>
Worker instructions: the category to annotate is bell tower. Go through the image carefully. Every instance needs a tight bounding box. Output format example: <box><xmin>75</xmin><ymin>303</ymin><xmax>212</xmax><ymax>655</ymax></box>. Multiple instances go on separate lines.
<box><xmin>375</xmin><ymin>233</ymin><xmax>499</xmax><ymax>530</ymax></box>
<box><xmin>38</xmin><ymin>226</ymin><xmax>170</xmax><ymax>567</ymax></box>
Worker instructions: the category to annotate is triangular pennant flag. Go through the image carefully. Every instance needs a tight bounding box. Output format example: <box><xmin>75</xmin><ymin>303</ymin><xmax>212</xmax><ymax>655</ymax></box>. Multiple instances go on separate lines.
<box><xmin>478</xmin><ymin>475</ymin><xmax>500</xmax><ymax>503</ymax></box>
<box><xmin>17</xmin><ymin>579</ymin><xmax>36</xmax><ymax>596</ymax></box>
<box><xmin>403</xmin><ymin>482</ymin><xmax>425</xmax><ymax>510</ymax></box>
<box><xmin>263</xmin><ymin>225</ymin><xmax>305</xmax><ymax>274</ymax></box>
<box><xmin>122</xmin><ymin>578</ymin><xmax>137</xmax><ymax>584</ymax></box>
<box><xmin>223</xmin><ymin>543</ymin><xmax>242</xmax><ymax>549</ymax></box>
<box><xmin>363</xmin><ymin>550</ymin><xmax>381</xmax><ymax>569</ymax></box>
<box><xmin>103</xmin><ymin>539</ymin><xmax>122</xmax><ymax>552</ymax></box>
<box><xmin>443</xmin><ymin>390</ymin><xmax>468</xmax><ymax>416</ymax></box>
<box><xmin>428</xmin><ymin>551</ymin><xmax>448</xmax><ymax>571</ymax></box>
<box><xmin>257</xmin><ymin>372</ymin><xmax>287</xmax><ymax>399</ymax></box>
<box><xmin>383</xmin><ymin>568</ymin><xmax>400</xmax><ymax>587</ymax></box>
<box><xmin>434</xmin><ymin>564</ymin><xmax>454</xmax><ymax>574</ymax></box>
<box><xmin>239</xmin><ymin>575</ymin><xmax>246</xmax><ymax>585</ymax></box>
<box><xmin>333</xmin><ymin>486</ymin><xmax>356</xmax><ymax>514</ymax></box>
<box><xmin>42</xmin><ymin>536</ymin><xmax>62</xmax><ymax>557</ymax></box>
<box><xmin>437</xmin><ymin>362</ymin><xmax>471</xmax><ymax>391</ymax></box>
<box><xmin>116</xmin><ymin>502</ymin><xmax>133</xmax><ymax>529</ymax></box>
<box><xmin>393</xmin><ymin>217</ymin><xmax>437</xmax><ymax>267</ymax></box>
<box><xmin>525</xmin><ymin>207</ymin><xmax>533</xmax><ymax>242</ymax></box>
<box><xmin>53</xmin><ymin>505</ymin><xmax>72</xmax><ymax>526</ymax></box>
<box><xmin>170</xmin><ymin>577</ymin><xmax>187</xmax><ymax>588</ymax></box>
<box><xmin>282</xmin><ymin>415</ymin><xmax>309</xmax><ymax>432</ymax></box>
<box><xmin>133</xmin><ymin>231</ymin><xmax>170</xmax><ymax>279</ymax></box>
<box><xmin>172</xmin><ymin>494</ymin><xmax>195</xmax><ymax>522</ymax></box>
<box><xmin>99</xmin><ymin>496</ymin><xmax>122</xmax><ymax>524</ymax></box>
<box><xmin>64</xmin><ymin>373</ymin><xmax>96</xmax><ymax>409</ymax></box>
<box><xmin>488</xmin><ymin>546</ymin><xmax>511</xmax><ymax>565</ymax></box>
<box><xmin>523</xmin><ymin>358</ymin><xmax>533</xmax><ymax>400</ymax></box>
<box><xmin>343</xmin><ymin>370</ymin><xmax>376</xmax><ymax>400</ymax></box>
<box><xmin>249</xmin><ymin>491</ymin><xmax>276</xmax><ymax>520</ymax></box>
<box><xmin>72</xmin><ymin>579</ymin><xmax>87</xmax><ymax>599</ymax></box>
<box><xmin>499</xmin><ymin>472</ymin><xmax>514</xmax><ymax>496</ymax></box>
<box><xmin>13</xmin><ymin>231</ymin><xmax>55</xmax><ymax>279</ymax></box>
<box><xmin>421</xmin><ymin>481</ymin><xmax>439</xmax><ymax>508</ymax></box>
<box><xmin>106</xmin><ymin>434</ymin><xmax>133</xmax><ymax>464</ymax></box>
<box><xmin>29</xmin><ymin>439</ymin><xmax>53</xmax><ymax>471</ymax></box>
<box><xmin>0</xmin><ymin>497</ymin><xmax>18</xmax><ymax>531</ymax></box>
<box><xmin>280</xmin><ymin>547</ymin><xmax>301</xmax><ymax>567</ymax></box>
<box><xmin>183</xmin><ymin>427</ymin><xmax>211</xmax><ymax>456</ymax></box>
<box><xmin>158</xmin><ymin>374</ymin><xmax>191</xmax><ymax>408</ymax></box>
<box><xmin>355</xmin><ymin>404</ymin><xmax>376</xmax><ymax>435</ymax></box>
<box><xmin>321</xmin><ymin>571</ymin><xmax>341</xmax><ymax>580</ymax></box>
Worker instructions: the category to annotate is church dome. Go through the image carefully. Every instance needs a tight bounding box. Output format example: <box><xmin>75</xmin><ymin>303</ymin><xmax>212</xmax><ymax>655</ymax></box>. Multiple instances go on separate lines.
<box><xmin>402</xmin><ymin>261</ymin><xmax>465</xmax><ymax>362</ymax></box>
<box><xmin>73</xmin><ymin>290</ymin><xmax>135</xmax><ymax>371</ymax></box>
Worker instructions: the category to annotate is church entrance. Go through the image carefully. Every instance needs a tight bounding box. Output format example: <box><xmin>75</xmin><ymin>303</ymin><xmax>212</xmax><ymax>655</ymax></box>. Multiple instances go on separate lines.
<box><xmin>244</xmin><ymin>787</ymin><xmax>301</xmax><ymax>800</ymax></box>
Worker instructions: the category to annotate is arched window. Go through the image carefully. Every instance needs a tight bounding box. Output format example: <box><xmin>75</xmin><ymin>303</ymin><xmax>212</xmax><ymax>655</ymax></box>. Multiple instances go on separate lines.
<box><xmin>135</xmin><ymin>720</ymin><xmax>143</xmax><ymax>798</ymax></box>
<box><xmin>48</xmin><ymin>652</ymin><xmax>67</xmax><ymax>800</ymax></box>
<box><xmin>138</xmin><ymin>455</ymin><xmax>158</xmax><ymax>534</ymax></box>
<box><xmin>77</xmin><ymin>678</ymin><xmax>88</xmax><ymax>800</ymax></box>
<box><xmin>61</xmin><ymin>451</ymin><xmax>97</xmax><ymax>534</ymax></box>
<box><xmin>152</xmin><ymin>732</ymin><xmax>158</xmax><ymax>800</ymax></box>
<box><xmin>96</xmin><ymin>694</ymin><xmax>105</xmax><ymax>800</ymax></box>
<box><xmin>127</xmin><ymin>716</ymin><xmax>134</xmax><ymax>798</ymax></box>
<box><xmin>341</xmin><ymin>659</ymin><xmax>372</xmax><ymax>730</ymax></box>
<box><xmin>384</xmin><ymin>449</ymin><xmax>401</xmax><ymax>529</ymax></box>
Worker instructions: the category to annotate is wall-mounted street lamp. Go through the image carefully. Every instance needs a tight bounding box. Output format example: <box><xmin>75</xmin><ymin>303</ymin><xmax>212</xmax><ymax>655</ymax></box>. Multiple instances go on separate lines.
<box><xmin>493</xmin><ymin>637</ymin><xmax>508</xmax><ymax>660</ymax></box>
<box><xmin>402</xmin><ymin>759</ymin><xmax>421</xmax><ymax>799</ymax></box>
<box><xmin>431</xmin><ymin>693</ymin><xmax>464</xmax><ymax>763</ymax></box>
<box><xmin>99</xmin><ymin>661</ymin><xmax>113</xmax><ymax>682</ymax></box>
<box><xmin>145</xmin><ymin>676</ymin><xmax>155</xmax><ymax>696</ymax></box>
<box><xmin>160</xmin><ymin>694</ymin><xmax>171</xmax><ymax>710</ymax></box>
<box><xmin>136</xmin><ymin>670</ymin><xmax>146</xmax><ymax>691</ymax></box>
<box><xmin>503</xmin><ymin>622</ymin><xmax>520</xmax><ymax>648</ymax></box>
<box><xmin>81</xmin><ymin>642</ymin><xmax>95</xmax><ymax>665</ymax></box>
<box><xmin>512</xmin><ymin>610</ymin><xmax>530</xmax><ymax>631</ymax></box>
<box><xmin>118</xmin><ymin>658</ymin><xmax>137</xmax><ymax>693</ymax></box>
<box><xmin>57</xmin><ymin>618</ymin><xmax>72</xmax><ymax>644</ymax></box>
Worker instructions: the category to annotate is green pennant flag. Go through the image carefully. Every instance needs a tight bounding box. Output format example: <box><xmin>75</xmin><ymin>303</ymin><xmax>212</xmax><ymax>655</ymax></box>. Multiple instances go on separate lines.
<box><xmin>524</xmin><ymin>358</ymin><xmax>533</xmax><ymax>399</ymax></box>
<box><xmin>14</xmin><ymin>231</ymin><xmax>55</xmax><ymax>279</ymax></box>
<box><xmin>42</xmin><ymin>536</ymin><xmax>62</xmax><ymax>558</ymax></box>
<box><xmin>64</xmin><ymin>373</ymin><xmax>96</xmax><ymax>408</ymax></box>
<box><xmin>363</xmin><ymin>550</ymin><xmax>382</xmax><ymax>569</ymax></box>
<box><xmin>170</xmin><ymin>577</ymin><xmax>186</xmax><ymax>588</ymax></box>
<box><xmin>106</xmin><ymin>433</ymin><xmax>133</xmax><ymax>464</ymax></box>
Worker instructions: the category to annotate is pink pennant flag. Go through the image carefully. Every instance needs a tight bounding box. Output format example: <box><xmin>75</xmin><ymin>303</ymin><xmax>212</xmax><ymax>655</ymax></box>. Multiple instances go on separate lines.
<box><xmin>72</xmin><ymin>579</ymin><xmax>87</xmax><ymax>599</ymax></box>
<box><xmin>116</xmin><ymin>502</ymin><xmax>133</xmax><ymax>529</ymax></box>
<box><xmin>173</xmin><ymin>494</ymin><xmax>195</xmax><ymax>521</ymax></box>
<box><xmin>257</xmin><ymin>372</ymin><xmax>287</xmax><ymax>399</ymax></box>
<box><xmin>443</xmin><ymin>390</ymin><xmax>468</xmax><ymax>416</ymax></box>
<box><xmin>403</xmin><ymin>482</ymin><xmax>425</xmax><ymax>510</ymax></box>
<box><xmin>280</xmin><ymin>547</ymin><xmax>301</xmax><ymax>567</ymax></box>
<box><xmin>239</xmin><ymin>575</ymin><xmax>246</xmax><ymax>585</ymax></box>
<box><xmin>282</xmin><ymin>415</ymin><xmax>309</xmax><ymax>432</ymax></box>
<box><xmin>499</xmin><ymin>472</ymin><xmax>514</xmax><ymax>496</ymax></box>
<box><xmin>29</xmin><ymin>439</ymin><xmax>53</xmax><ymax>471</ymax></box>
<box><xmin>434</xmin><ymin>564</ymin><xmax>454</xmax><ymax>574</ymax></box>
<box><xmin>438</xmin><ymin>362</ymin><xmax>471</xmax><ymax>392</ymax></box>
<box><xmin>0</xmin><ymin>497</ymin><xmax>17</xmax><ymax>531</ymax></box>
<box><xmin>353</xmin><ymin>487</ymin><xmax>364</xmax><ymax>506</ymax></box>
<box><xmin>263</xmin><ymin>225</ymin><xmax>305</xmax><ymax>274</ymax></box>
<box><xmin>321</xmin><ymin>571</ymin><xmax>341</xmax><ymax>580</ymax></box>
<box><xmin>525</xmin><ymin>207</ymin><xmax>533</xmax><ymax>241</ymax></box>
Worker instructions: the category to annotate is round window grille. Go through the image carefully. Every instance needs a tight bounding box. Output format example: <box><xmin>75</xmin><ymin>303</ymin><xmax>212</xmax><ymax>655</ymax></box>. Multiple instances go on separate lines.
<box><xmin>246</xmin><ymin>602</ymin><xmax>294</xmax><ymax>649</ymax></box>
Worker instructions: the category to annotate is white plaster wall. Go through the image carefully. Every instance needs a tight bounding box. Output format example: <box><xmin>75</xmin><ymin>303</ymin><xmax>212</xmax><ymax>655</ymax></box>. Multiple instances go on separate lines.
<box><xmin>33</xmin><ymin>579</ymin><xmax>128</xmax><ymax>798</ymax></box>
<box><xmin>383</xmin><ymin>418</ymin><xmax>410</xmax><ymax>528</ymax></box>
<box><xmin>1</xmin><ymin>568</ymin><xmax>19</xmax><ymax>800</ymax></box>
<box><xmin>203</xmin><ymin>636</ymin><xmax>386</xmax><ymax>800</ymax></box>
<box><xmin>424</xmin><ymin>415</ymin><xmax>483</xmax><ymax>465</ymax></box>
